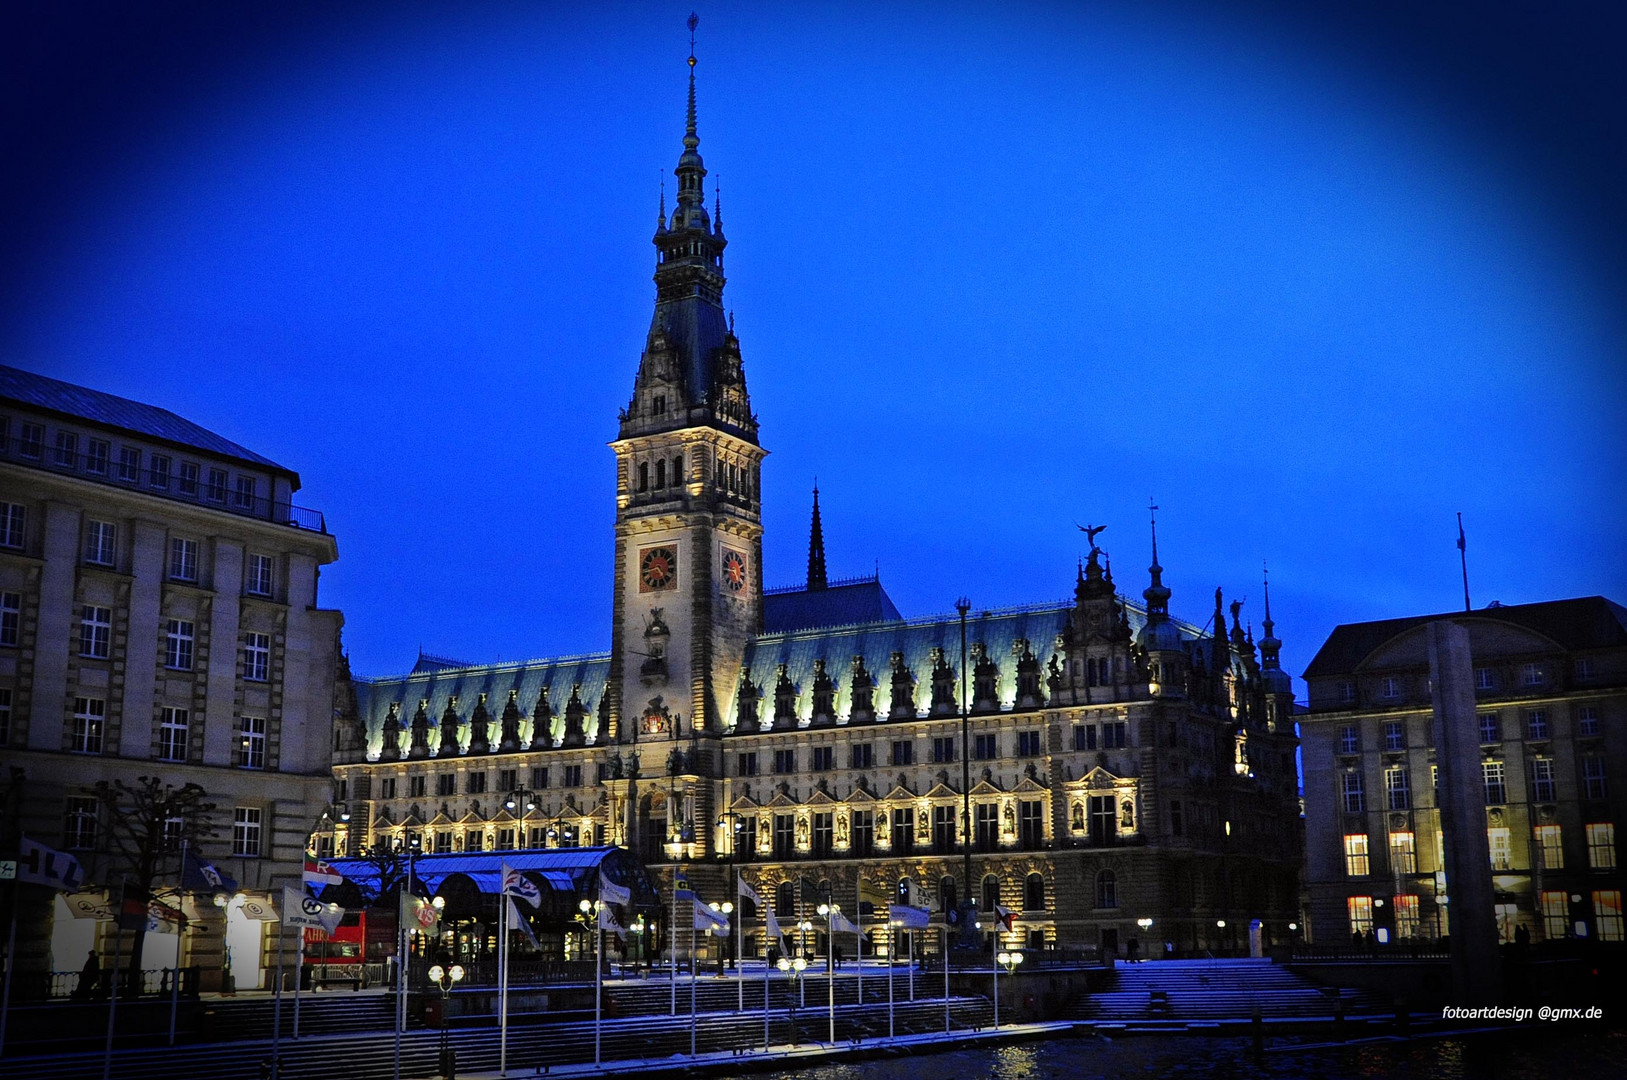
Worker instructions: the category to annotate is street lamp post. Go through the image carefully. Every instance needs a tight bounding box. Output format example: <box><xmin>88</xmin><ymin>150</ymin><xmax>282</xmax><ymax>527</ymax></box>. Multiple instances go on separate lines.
<box><xmin>426</xmin><ymin>962</ymin><xmax>465</xmax><ymax>1079</ymax></box>
<box><xmin>707</xmin><ymin>900</ymin><xmax>735</xmax><ymax>978</ymax></box>
<box><xmin>816</xmin><ymin>903</ymin><xmax>839</xmax><ymax>1042</ymax></box>
<box><xmin>795</xmin><ymin>920</ymin><xmax>813</xmax><ymax>1009</ymax></box>
<box><xmin>716</xmin><ymin>812</ymin><xmax>743</xmax><ymax>977</ymax></box>
<box><xmin>1137</xmin><ymin>917</ymin><xmax>1153</xmax><ymax>963</ymax></box>
<box><xmin>775</xmin><ymin>955</ymin><xmax>807</xmax><ymax>1046</ymax></box>
<box><xmin>994</xmin><ymin>949</ymin><xmax>1023</xmax><ymax>1027</ymax></box>
<box><xmin>504</xmin><ymin>789</ymin><xmax>537</xmax><ymax>847</ymax></box>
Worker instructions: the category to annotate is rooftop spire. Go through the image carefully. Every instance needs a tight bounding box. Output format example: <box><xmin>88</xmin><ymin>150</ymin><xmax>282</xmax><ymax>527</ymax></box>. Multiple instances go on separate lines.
<box><xmin>1143</xmin><ymin>499</ymin><xmax>1171</xmax><ymax>618</ymax></box>
<box><xmin>1259</xmin><ymin>561</ymin><xmax>1284</xmax><ymax>671</ymax></box>
<box><xmin>807</xmin><ymin>482</ymin><xmax>828</xmax><ymax>591</ymax></box>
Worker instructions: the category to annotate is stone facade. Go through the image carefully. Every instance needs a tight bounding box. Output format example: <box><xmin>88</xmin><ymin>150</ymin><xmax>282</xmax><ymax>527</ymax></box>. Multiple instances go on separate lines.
<box><xmin>1300</xmin><ymin>597</ymin><xmax>1627</xmax><ymax>947</ymax></box>
<box><xmin>0</xmin><ymin>366</ymin><xmax>341</xmax><ymax>989</ymax></box>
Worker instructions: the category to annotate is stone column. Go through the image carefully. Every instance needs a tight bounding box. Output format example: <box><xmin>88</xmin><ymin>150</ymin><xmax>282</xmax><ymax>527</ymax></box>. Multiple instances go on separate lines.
<box><xmin>1426</xmin><ymin>619</ymin><xmax>1502</xmax><ymax>1004</ymax></box>
<box><xmin>26</xmin><ymin>501</ymin><xmax>79</xmax><ymax>750</ymax></box>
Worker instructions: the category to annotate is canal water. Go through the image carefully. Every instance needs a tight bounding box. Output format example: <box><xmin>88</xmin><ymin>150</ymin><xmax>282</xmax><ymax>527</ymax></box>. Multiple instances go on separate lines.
<box><xmin>749</xmin><ymin>1029</ymin><xmax>1627</xmax><ymax>1080</ymax></box>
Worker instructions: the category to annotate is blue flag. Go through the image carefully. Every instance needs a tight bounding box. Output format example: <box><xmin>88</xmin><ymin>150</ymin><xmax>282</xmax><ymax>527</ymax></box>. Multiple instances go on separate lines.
<box><xmin>181</xmin><ymin>849</ymin><xmax>237</xmax><ymax>894</ymax></box>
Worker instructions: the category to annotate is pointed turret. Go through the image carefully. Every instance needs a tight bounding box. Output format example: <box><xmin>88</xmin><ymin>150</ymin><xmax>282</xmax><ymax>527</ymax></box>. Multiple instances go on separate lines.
<box><xmin>807</xmin><ymin>484</ymin><xmax>828</xmax><ymax>590</ymax></box>
<box><xmin>1259</xmin><ymin>563</ymin><xmax>1293</xmax><ymax>698</ymax></box>
<box><xmin>1136</xmin><ymin>504</ymin><xmax>1183</xmax><ymax>654</ymax></box>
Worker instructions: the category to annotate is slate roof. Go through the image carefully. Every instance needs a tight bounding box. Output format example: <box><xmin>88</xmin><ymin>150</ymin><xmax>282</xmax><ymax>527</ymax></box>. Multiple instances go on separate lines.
<box><xmin>653</xmin><ymin>300</ymin><xmax>731</xmax><ymax>422</ymax></box>
<box><xmin>763</xmin><ymin>577</ymin><xmax>905</xmax><ymax>634</ymax></box>
<box><xmin>1302</xmin><ymin>596</ymin><xmax>1627</xmax><ymax>678</ymax></box>
<box><xmin>0</xmin><ymin>364</ymin><xmax>291</xmax><ymax>475</ymax></box>
<box><xmin>322</xmin><ymin>847</ymin><xmax>658</xmax><ymax>902</ymax></box>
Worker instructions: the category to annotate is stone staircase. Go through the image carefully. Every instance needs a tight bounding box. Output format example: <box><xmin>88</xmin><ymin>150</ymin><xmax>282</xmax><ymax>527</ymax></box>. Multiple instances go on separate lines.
<box><xmin>1064</xmin><ymin>958</ymin><xmax>1391</xmax><ymax>1023</ymax></box>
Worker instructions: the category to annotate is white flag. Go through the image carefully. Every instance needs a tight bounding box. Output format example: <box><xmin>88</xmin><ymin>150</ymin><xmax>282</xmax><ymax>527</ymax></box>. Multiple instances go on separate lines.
<box><xmin>283</xmin><ymin>886</ymin><xmax>344</xmax><ymax>933</ymax></box>
<box><xmin>888</xmin><ymin>904</ymin><xmax>930</xmax><ymax>929</ymax></box>
<box><xmin>502</xmin><ymin>863</ymin><xmax>542</xmax><ymax>903</ymax></box>
<box><xmin>509</xmin><ymin>897</ymin><xmax>540</xmax><ymax>949</ymax></box>
<box><xmin>239</xmin><ymin>895</ymin><xmax>280</xmax><ymax>922</ymax></box>
<box><xmin>598</xmin><ymin>870</ymin><xmax>630</xmax><ymax>906</ymax></box>
<box><xmin>765</xmin><ymin>905</ymin><xmax>787</xmax><ymax>944</ymax></box>
<box><xmin>693</xmin><ymin>898</ymin><xmax>729</xmax><ymax>934</ymax></box>
<box><xmin>598</xmin><ymin>904</ymin><xmax>627</xmax><ymax>938</ymax></box>
<box><xmin>737</xmin><ymin>875</ymin><xmax>761</xmax><ymax>905</ymax></box>
<box><xmin>64</xmin><ymin>891</ymin><xmax>114</xmax><ymax>920</ymax></box>
<box><xmin>828</xmin><ymin>908</ymin><xmax>861</xmax><ymax>935</ymax></box>
<box><xmin>17</xmin><ymin>837</ymin><xmax>85</xmax><ymax>891</ymax></box>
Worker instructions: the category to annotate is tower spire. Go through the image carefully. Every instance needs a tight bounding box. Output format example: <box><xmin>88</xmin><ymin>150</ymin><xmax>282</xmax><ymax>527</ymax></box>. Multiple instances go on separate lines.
<box><xmin>1143</xmin><ymin>499</ymin><xmax>1170</xmax><ymax>619</ymax></box>
<box><xmin>1259</xmin><ymin>560</ymin><xmax>1284</xmax><ymax>671</ymax></box>
<box><xmin>807</xmin><ymin>482</ymin><xmax>828</xmax><ymax>591</ymax></box>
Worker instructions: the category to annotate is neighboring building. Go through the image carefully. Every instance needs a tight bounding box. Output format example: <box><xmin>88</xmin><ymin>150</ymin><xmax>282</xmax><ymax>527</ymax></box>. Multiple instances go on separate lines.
<box><xmin>0</xmin><ymin>365</ymin><xmax>341</xmax><ymax>990</ymax></box>
<box><xmin>1300</xmin><ymin>597</ymin><xmax>1627</xmax><ymax>947</ymax></box>
<box><xmin>328</xmin><ymin>51</ymin><xmax>1303</xmax><ymax>963</ymax></box>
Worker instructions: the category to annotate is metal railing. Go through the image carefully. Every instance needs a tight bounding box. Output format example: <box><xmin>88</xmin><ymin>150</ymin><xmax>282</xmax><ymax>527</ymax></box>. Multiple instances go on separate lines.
<box><xmin>18</xmin><ymin>966</ymin><xmax>201</xmax><ymax>1002</ymax></box>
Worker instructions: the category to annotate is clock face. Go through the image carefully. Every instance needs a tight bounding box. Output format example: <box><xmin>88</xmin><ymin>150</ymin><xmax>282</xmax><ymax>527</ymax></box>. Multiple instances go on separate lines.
<box><xmin>640</xmin><ymin>546</ymin><xmax>677</xmax><ymax>591</ymax></box>
<box><xmin>722</xmin><ymin>550</ymin><xmax>748</xmax><ymax>592</ymax></box>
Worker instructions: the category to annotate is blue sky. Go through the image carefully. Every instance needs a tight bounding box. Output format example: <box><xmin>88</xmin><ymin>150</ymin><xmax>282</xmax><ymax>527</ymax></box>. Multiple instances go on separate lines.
<box><xmin>3</xmin><ymin>1</ymin><xmax>1624</xmax><ymax>688</ymax></box>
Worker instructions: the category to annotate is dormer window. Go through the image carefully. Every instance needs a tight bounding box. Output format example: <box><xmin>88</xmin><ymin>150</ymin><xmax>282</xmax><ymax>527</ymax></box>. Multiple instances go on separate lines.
<box><xmin>653</xmin><ymin>395</ymin><xmax>666</xmax><ymax>416</ymax></box>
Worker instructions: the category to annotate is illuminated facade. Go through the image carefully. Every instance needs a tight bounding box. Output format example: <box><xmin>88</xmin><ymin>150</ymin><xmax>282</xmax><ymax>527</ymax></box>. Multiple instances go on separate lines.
<box><xmin>1300</xmin><ymin>597</ymin><xmax>1626</xmax><ymax>946</ymax></box>
<box><xmin>328</xmin><ymin>54</ymin><xmax>1302</xmax><ymax>959</ymax></box>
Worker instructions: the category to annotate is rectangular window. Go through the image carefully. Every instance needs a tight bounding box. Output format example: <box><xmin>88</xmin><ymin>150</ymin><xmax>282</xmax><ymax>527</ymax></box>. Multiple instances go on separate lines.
<box><xmin>1530</xmin><ymin>757</ymin><xmax>1556</xmax><ymax>802</ymax></box>
<box><xmin>1578</xmin><ymin>707</ymin><xmax>1600</xmax><ymax>737</ymax></box>
<box><xmin>1385</xmin><ymin>765</ymin><xmax>1410</xmax><ymax>810</ymax></box>
<box><xmin>1526</xmin><ymin>710</ymin><xmax>1549</xmax><ymax>740</ymax></box>
<box><xmin>931</xmin><ymin>736</ymin><xmax>955</xmax><ymax>763</ymax></box>
<box><xmin>469</xmin><ymin>829</ymin><xmax>492</xmax><ymax>851</ymax></box>
<box><xmin>1380</xmin><ymin>676</ymin><xmax>1401</xmax><ymax>699</ymax></box>
<box><xmin>1019</xmin><ymin>799</ymin><xmax>1044</xmax><ymax>849</ymax></box>
<box><xmin>1482</xmin><ymin>760</ymin><xmax>1507</xmax><ymax>805</ymax></box>
<box><xmin>235</xmin><ymin>716</ymin><xmax>266</xmax><ymax>769</ymax></box>
<box><xmin>1384</xmin><ymin>721</ymin><xmax>1405</xmax><ymax>751</ymax></box>
<box><xmin>1587</xmin><ymin>823</ymin><xmax>1616</xmax><ymax>869</ymax></box>
<box><xmin>0</xmin><ymin>502</ymin><xmax>24</xmax><ymax>548</ymax></box>
<box><xmin>812</xmin><ymin>746</ymin><xmax>833</xmax><ymax>771</ymax></box>
<box><xmin>774</xmin><ymin>749</ymin><xmax>796</xmax><ymax>774</ymax></box>
<box><xmin>379</xmin><ymin>777</ymin><xmax>397</xmax><ymax>800</ymax></box>
<box><xmin>737</xmin><ymin>752</ymin><xmax>758</xmax><ymax>776</ymax></box>
<box><xmin>0</xmin><ymin>416</ymin><xmax>7</xmax><ymax>452</ymax></box>
<box><xmin>890</xmin><ymin>740</ymin><xmax>913</xmax><ymax>766</ymax></box>
<box><xmin>206</xmin><ymin>468</ymin><xmax>228</xmax><ymax>502</ymax></box>
<box><xmin>496</xmin><ymin>768</ymin><xmax>517</xmax><ymax>792</ymax></box>
<box><xmin>232</xmin><ymin>807</ymin><xmax>262</xmax><ymax>856</ymax></box>
<box><xmin>1583</xmin><ymin>755</ymin><xmax>1608</xmax><ymax>800</ymax></box>
<box><xmin>974</xmin><ymin>803</ymin><xmax>999</xmax><ymax>850</ymax></box>
<box><xmin>1478</xmin><ymin>714</ymin><xmax>1500</xmax><ymax>744</ymax></box>
<box><xmin>1534</xmin><ymin>824</ymin><xmax>1564</xmax><ymax>870</ymax></box>
<box><xmin>812</xmin><ymin>812</ymin><xmax>833</xmax><ymax>857</ymax></box>
<box><xmin>178</xmin><ymin>461</ymin><xmax>199</xmax><ymax>495</ymax></box>
<box><xmin>247</xmin><ymin>554</ymin><xmax>273</xmax><ymax>596</ymax></box>
<box><xmin>1103</xmin><ymin>722</ymin><xmax>1128</xmax><ymax>748</ymax></box>
<box><xmin>244</xmin><ymin>632</ymin><xmax>270</xmax><ymax>681</ymax></box>
<box><xmin>79</xmin><ymin>605</ymin><xmax>111</xmax><ymax>658</ymax></box>
<box><xmin>1388</xmin><ymin>831</ymin><xmax>1416</xmax><ymax>874</ymax></box>
<box><xmin>891</xmin><ymin>807</ymin><xmax>915</xmax><ymax>853</ymax></box>
<box><xmin>234</xmin><ymin>475</ymin><xmax>256</xmax><ymax>509</ymax></box>
<box><xmin>1339</xmin><ymin>725</ymin><xmax>1359</xmax><ymax>754</ymax></box>
<box><xmin>496</xmin><ymin>827</ymin><xmax>516</xmax><ymax>851</ymax></box>
<box><xmin>1339</xmin><ymin>681</ymin><xmax>1356</xmax><ymax>703</ymax></box>
<box><xmin>169</xmin><ymin>537</ymin><xmax>198</xmax><ymax>582</ymax></box>
<box><xmin>158</xmin><ymin>706</ymin><xmax>189</xmax><ymax>762</ymax></box>
<box><xmin>1089</xmin><ymin>794</ymin><xmax>1116</xmax><ymax>843</ymax></box>
<box><xmin>65</xmin><ymin>796</ymin><xmax>99</xmax><ymax>850</ymax></box>
<box><xmin>0</xmin><ymin>687</ymin><xmax>10</xmax><ymax>745</ymax></box>
<box><xmin>851</xmin><ymin>810</ymin><xmax>873</xmax><ymax>856</ymax></box>
<box><xmin>974</xmin><ymin>733</ymin><xmax>998</xmax><ymax>760</ymax></box>
<box><xmin>1474</xmin><ymin>667</ymin><xmax>1494</xmax><ymax>690</ymax></box>
<box><xmin>563</xmin><ymin>764</ymin><xmax>582</xmax><ymax>787</ymax></box>
<box><xmin>83</xmin><ymin>520</ymin><xmax>116</xmax><ymax>565</ymax></box>
<box><xmin>1541</xmin><ymin>891</ymin><xmax>1569</xmax><ymax>940</ymax></box>
<box><xmin>467</xmin><ymin>771</ymin><xmax>487</xmax><ymax>794</ymax></box>
<box><xmin>149</xmin><ymin>454</ymin><xmax>171</xmax><ymax>490</ymax></box>
<box><xmin>1015</xmin><ymin>731</ymin><xmax>1039</xmax><ymax>757</ymax></box>
<box><xmin>85</xmin><ymin>438</ymin><xmax>109</xmax><ymax>474</ymax></box>
<box><xmin>1393</xmin><ymin>895</ymin><xmax>1420</xmax><ymax>939</ymax></box>
<box><xmin>436</xmin><ymin>773</ymin><xmax>456</xmax><ymax>796</ymax></box>
<box><xmin>1343</xmin><ymin>833</ymin><xmax>1370</xmax><ymax>876</ymax></box>
<box><xmin>849</xmin><ymin>743</ymin><xmax>873</xmax><ymax>769</ymax></box>
<box><xmin>1169</xmin><ymin>799</ymin><xmax>1183</xmax><ymax>836</ymax></box>
<box><xmin>409</xmin><ymin>774</ymin><xmax>426</xmax><ymax>798</ymax></box>
<box><xmin>1521</xmin><ymin>662</ymin><xmax>1542</xmax><ymax>687</ymax></box>
<box><xmin>773</xmin><ymin>814</ymin><xmax>795</xmax><ymax>858</ymax></box>
<box><xmin>0</xmin><ymin>592</ymin><xmax>16</xmax><ymax>647</ymax></box>
<box><xmin>53</xmin><ymin>430</ymin><xmax>78</xmax><ymax>467</ymax></box>
<box><xmin>164</xmin><ymin>619</ymin><xmax>194</xmax><ymax>670</ymax></box>
<box><xmin>1347</xmin><ymin>896</ymin><xmax>1374</xmax><ymax>936</ymax></box>
<box><xmin>72</xmin><ymin>697</ymin><xmax>105</xmax><ymax>754</ymax></box>
<box><xmin>18</xmin><ymin>422</ymin><xmax>42</xmax><ymax>459</ymax></box>
<box><xmin>1575</xmin><ymin>657</ymin><xmax>1594</xmax><ymax>680</ymax></box>
<box><xmin>1342</xmin><ymin>770</ymin><xmax>1365</xmax><ymax>813</ymax></box>
<box><xmin>117</xmin><ymin>447</ymin><xmax>140</xmax><ymax>482</ymax></box>
<box><xmin>526</xmin><ymin>825</ymin><xmax>546</xmax><ymax>849</ymax></box>
<box><xmin>1073</xmin><ymin>725</ymin><xmax>1092</xmax><ymax>751</ymax></box>
<box><xmin>1595</xmin><ymin>890</ymin><xmax>1625</xmax><ymax>942</ymax></box>
<box><xmin>931</xmin><ymin>804</ymin><xmax>957</xmax><ymax>853</ymax></box>
<box><xmin>1488</xmin><ymin>826</ymin><xmax>1512</xmax><ymax>871</ymax></box>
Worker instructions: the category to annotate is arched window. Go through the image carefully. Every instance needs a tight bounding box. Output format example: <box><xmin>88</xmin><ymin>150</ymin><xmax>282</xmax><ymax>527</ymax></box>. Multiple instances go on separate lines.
<box><xmin>776</xmin><ymin>881</ymin><xmax>794</xmax><ymax>918</ymax></box>
<box><xmin>939</xmin><ymin>876</ymin><xmax>957</xmax><ymax>915</ymax></box>
<box><xmin>982</xmin><ymin>874</ymin><xmax>1000</xmax><ymax>913</ymax></box>
<box><xmin>897</xmin><ymin>877</ymin><xmax>913</xmax><ymax>906</ymax></box>
<box><xmin>637</xmin><ymin>462</ymin><xmax>649</xmax><ymax>492</ymax></box>
<box><xmin>655</xmin><ymin>459</ymin><xmax>666</xmax><ymax>488</ymax></box>
<box><xmin>672</xmin><ymin>455</ymin><xmax>684</xmax><ymax>483</ymax></box>
<box><xmin>1024</xmin><ymin>873</ymin><xmax>1045</xmax><ymax>912</ymax></box>
<box><xmin>738</xmin><ymin>893</ymin><xmax>758</xmax><ymax>920</ymax></box>
<box><xmin>1095</xmin><ymin>869</ymin><xmax>1117</xmax><ymax>910</ymax></box>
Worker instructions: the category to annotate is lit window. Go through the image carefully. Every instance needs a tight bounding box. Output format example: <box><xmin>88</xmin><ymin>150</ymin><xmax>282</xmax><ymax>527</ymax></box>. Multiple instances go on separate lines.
<box><xmin>1341</xmin><ymin>770</ymin><xmax>1365</xmax><ymax>813</ymax></box>
<box><xmin>1541</xmin><ymin>891</ymin><xmax>1568</xmax><ymax>940</ymax></box>
<box><xmin>169</xmin><ymin>537</ymin><xmax>198</xmax><ymax>581</ymax></box>
<box><xmin>164</xmin><ymin>619</ymin><xmax>194</xmax><ymax>670</ymax></box>
<box><xmin>159</xmin><ymin>707</ymin><xmax>189</xmax><ymax>762</ymax></box>
<box><xmin>79</xmin><ymin>606</ymin><xmax>111</xmax><ymax>658</ymax></box>
<box><xmin>83</xmin><ymin>520</ymin><xmax>116</xmax><ymax>565</ymax></box>
<box><xmin>1343</xmin><ymin>833</ymin><xmax>1370</xmax><ymax>876</ymax></box>
<box><xmin>1385</xmin><ymin>766</ymin><xmax>1410</xmax><ymax>810</ymax></box>
<box><xmin>1586</xmin><ymin>823</ymin><xmax>1616</xmax><ymax>870</ymax></box>
<box><xmin>1347</xmin><ymin>896</ymin><xmax>1374</xmax><ymax>935</ymax></box>
<box><xmin>1388</xmin><ymin>831</ymin><xmax>1416</xmax><ymax>874</ymax></box>
<box><xmin>232</xmin><ymin>807</ymin><xmax>263</xmax><ymax>856</ymax></box>
<box><xmin>1393</xmin><ymin>895</ymin><xmax>1420</xmax><ymax>938</ymax></box>
<box><xmin>1534</xmin><ymin>824</ymin><xmax>1563</xmax><ymax>870</ymax></box>
<box><xmin>1482</xmin><ymin>760</ymin><xmax>1506</xmax><ymax>805</ymax></box>
<box><xmin>1594</xmin><ymin>890</ymin><xmax>1624</xmax><ymax>942</ymax></box>
<box><xmin>0</xmin><ymin>502</ymin><xmax>25</xmax><ymax>548</ymax></box>
<box><xmin>244</xmin><ymin>632</ymin><xmax>270</xmax><ymax>681</ymax></box>
<box><xmin>235</xmin><ymin>716</ymin><xmax>266</xmax><ymax>769</ymax></box>
<box><xmin>1339</xmin><ymin>726</ymin><xmax>1359</xmax><ymax>754</ymax></box>
<box><xmin>247</xmin><ymin>554</ymin><xmax>273</xmax><ymax>597</ymax></box>
<box><xmin>72</xmin><ymin>697</ymin><xmax>105</xmax><ymax>754</ymax></box>
<box><xmin>1487</xmin><ymin>826</ymin><xmax>1512</xmax><ymax>871</ymax></box>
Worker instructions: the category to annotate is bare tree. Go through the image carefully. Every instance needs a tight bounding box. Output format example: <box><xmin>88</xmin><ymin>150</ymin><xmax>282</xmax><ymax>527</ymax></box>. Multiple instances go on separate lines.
<box><xmin>93</xmin><ymin>777</ymin><xmax>216</xmax><ymax>989</ymax></box>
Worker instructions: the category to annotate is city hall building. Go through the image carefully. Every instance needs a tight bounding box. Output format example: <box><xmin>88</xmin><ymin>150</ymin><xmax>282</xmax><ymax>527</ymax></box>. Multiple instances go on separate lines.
<box><xmin>326</xmin><ymin>58</ymin><xmax>1303</xmax><ymax>961</ymax></box>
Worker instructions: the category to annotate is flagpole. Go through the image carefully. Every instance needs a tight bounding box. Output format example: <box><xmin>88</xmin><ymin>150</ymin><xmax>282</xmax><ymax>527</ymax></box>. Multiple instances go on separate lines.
<box><xmin>670</xmin><ymin>876</ymin><xmax>678</xmax><ymax>1017</ymax></box>
<box><xmin>886</xmin><ymin>924</ymin><xmax>894</xmax><ymax>1040</ymax></box>
<box><xmin>499</xmin><ymin>887</ymin><xmax>509</xmax><ymax>1077</ymax></box>
<box><xmin>689</xmin><ymin>916</ymin><xmax>697</xmax><ymax>1057</ymax></box>
<box><xmin>271</xmin><ymin>917</ymin><xmax>284</xmax><ymax>1080</ymax></box>
<box><xmin>854</xmin><ymin>877</ymin><xmax>863</xmax><ymax>1025</ymax></box>
<box><xmin>594</xmin><ymin>917</ymin><xmax>603</xmax><ymax>1068</ymax></box>
<box><xmin>0</xmin><ymin>884</ymin><xmax>17</xmax><ymax>1058</ymax></box>
<box><xmin>943</xmin><ymin>925</ymin><xmax>949</xmax><ymax>1034</ymax></box>
<box><xmin>907</xmin><ymin>930</ymin><xmax>914</xmax><ymax>1002</ymax></box>
<box><xmin>735</xmin><ymin>871</ymin><xmax>744</xmax><ymax>1014</ymax></box>
<box><xmin>171</xmin><ymin>837</ymin><xmax>186</xmax><ymax>1048</ymax></box>
<box><xmin>103</xmin><ymin>892</ymin><xmax>124</xmax><ymax>1080</ymax></box>
<box><xmin>991</xmin><ymin>925</ymin><xmax>999</xmax><ymax>1029</ymax></box>
<box><xmin>293</xmin><ymin>922</ymin><xmax>304</xmax><ymax>1040</ymax></box>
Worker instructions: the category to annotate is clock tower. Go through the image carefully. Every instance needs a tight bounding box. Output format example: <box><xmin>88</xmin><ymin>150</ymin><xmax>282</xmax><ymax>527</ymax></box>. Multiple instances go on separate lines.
<box><xmin>607</xmin><ymin>43</ymin><xmax>765</xmax><ymax>749</ymax></box>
